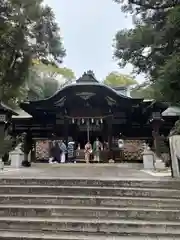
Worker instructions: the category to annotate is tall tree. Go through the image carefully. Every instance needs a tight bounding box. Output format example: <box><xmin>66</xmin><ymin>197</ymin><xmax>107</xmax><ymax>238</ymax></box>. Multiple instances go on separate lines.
<box><xmin>103</xmin><ymin>72</ymin><xmax>137</xmax><ymax>86</ymax></box>
<box><xmin>113</xmin><ymin>0</ymin><xmax>180</xmax><ymax>104</ymax></box>
<box><xmin>130</xmin><ymin>82</ymin><xmax>156</xmax><ymax>99</ymax></box>
<box><xmin>0</xmin><ymin>0</ymin><xmax>65</xmax><ymax>103</ymax></box>
<box><xmin>26</xmin><ymin>61</ymin><xmax>75</xmax><ymax>100</ymax></box>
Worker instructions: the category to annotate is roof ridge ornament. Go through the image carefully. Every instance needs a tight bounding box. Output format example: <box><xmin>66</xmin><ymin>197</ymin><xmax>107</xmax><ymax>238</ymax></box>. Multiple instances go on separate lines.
<box><xmin>87</xmin><ymin>70</ymin><xmax>95</xmax><ymax>77</ymax></box>
<box><xmin>76</xmin><ymin>70</ymin><xmax>98</xmax><ymax>83</ymax></box>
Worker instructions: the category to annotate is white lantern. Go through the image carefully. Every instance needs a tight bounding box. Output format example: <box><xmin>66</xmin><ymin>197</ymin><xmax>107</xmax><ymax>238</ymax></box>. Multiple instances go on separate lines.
<box><xmin>91</xmin><ymin>118</ymin><xmax>94</xmax><ymax>123</ymax></box>
<box><xmin>72</xmin><ymin>118</ymin><xmax>75</xmax><ymax>124</ymax></box>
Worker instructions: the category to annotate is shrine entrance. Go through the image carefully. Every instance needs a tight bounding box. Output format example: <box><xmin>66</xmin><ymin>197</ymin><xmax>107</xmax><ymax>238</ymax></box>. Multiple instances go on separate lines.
<box><xmin>70</xmin><ymin>117</ymin><xmax>104</xmax><ymax>148</ymax></box>
<box><xmin>76</xmin><ymin>131</ymin><xmax>103</xmax><ymax>149</ymax></box>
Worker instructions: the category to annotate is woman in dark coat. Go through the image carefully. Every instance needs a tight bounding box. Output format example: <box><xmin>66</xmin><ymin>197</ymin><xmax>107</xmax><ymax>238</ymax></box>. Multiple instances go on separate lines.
<box><xmin>50</xmin><ymin>141</ymin><xmax>61</xmax><ymax>163</ymax></box>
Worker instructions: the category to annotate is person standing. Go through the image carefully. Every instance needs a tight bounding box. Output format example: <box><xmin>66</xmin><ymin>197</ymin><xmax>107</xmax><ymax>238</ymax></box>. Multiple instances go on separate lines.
<box><xmin>84</xmin><ymin>141</ymin><xmax>92</xmax><ymax>163</ymax></box>
<box><xmin>59</xmin><ymin>140</ymin><xmax>67</xmax><ymax>163</ymax></box>
<box><xmin>49</xmin><ymin>141</ymin><xmax>62</xmax><ymax>163</ymax></box>
<box><xmin>118</xmin><ymin>133</ymin><xmax>124</xmax><ymax>161</ymax></box>
<box><xmin>103</xmin><ymin>141</ymin><xmax>108</xmax><ymax>150</ymax></box>
<box><xmin>77</xmin><ymin>143</ymin><xmax>81</xmax><ymax>150</ymax></box>
<box><xmin>118</xmin><ymin>136</ymin><xmax>124</xmax><ymax>149</ymax></box>
<box><xmin>67</xmin><ymin>141</ymin><xmax>76</xmax><ymax>163</ymax></box>
<box><xmin>93</xmin><ymin>138</ymin><xmax>102</xmax><ymax>163</ymax></box>
<box><xmin>49</xmin><ymin>141</ymin><xmax>57</xmax><ymax>163</ymax></box>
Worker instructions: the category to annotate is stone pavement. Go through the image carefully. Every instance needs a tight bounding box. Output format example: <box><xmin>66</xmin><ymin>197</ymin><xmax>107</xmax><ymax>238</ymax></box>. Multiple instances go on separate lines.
<box><xmin>0</xmin><ymin>163</ymin><xmax>171</xmax><ymax>179</ymax></box>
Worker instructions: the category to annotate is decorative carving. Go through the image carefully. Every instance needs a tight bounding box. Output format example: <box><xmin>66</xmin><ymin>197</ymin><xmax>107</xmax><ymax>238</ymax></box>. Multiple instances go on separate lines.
<box><xmin>123</xmin><ymin>140</ymin><xmax>145</xmax><ymax>161</ymax></box>
<box><xmin>75</xmin><ymin>92</ymin><xmax>95</xmax><ymax>100</ymax></box>
<box><xmin>36</xmin><ymin>140</ymin><xmax>50</xmax><ymax>160</ymax></box>
<box><xmin>87</xmin><ymin>70</ymin><xmax>95</xmax><ymax>77</ymax></box>
<box><xmin>105</xmin><ymin>96</ymin><xmax>116</xmax><ymax>106</ymax></box>
<box><xmin>55</xmin><ymin>96</ymin><xmax>66</xmax><ymax>107</ymax></box>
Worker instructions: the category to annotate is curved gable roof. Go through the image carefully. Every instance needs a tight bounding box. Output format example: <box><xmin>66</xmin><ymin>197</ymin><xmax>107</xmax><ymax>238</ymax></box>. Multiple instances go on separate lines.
<box><xmin>20</xmin><ymin>72</ymin><xmax>143</xmax><ymax>115</ymax></box>
<box><xmin>22</xmin><ymin>72</ymin><xmax>142</xmax><ymax>105</ymax></box>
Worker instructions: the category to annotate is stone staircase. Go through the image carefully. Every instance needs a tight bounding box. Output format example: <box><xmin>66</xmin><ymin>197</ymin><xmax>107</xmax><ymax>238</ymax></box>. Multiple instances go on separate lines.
<box><xmin>0</xmin><ymin>178</ymin><xmax>180</xmax><ymax>239</ymax></box>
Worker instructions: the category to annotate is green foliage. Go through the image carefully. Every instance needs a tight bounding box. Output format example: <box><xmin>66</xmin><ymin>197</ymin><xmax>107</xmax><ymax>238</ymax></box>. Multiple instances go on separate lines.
<box><xmin>32</xmin><ymin>60</ymin><xmax>75</xmax><ymax>80</ymax></box>
<box><xmin>0</xmin><ymin>0</ymin><xmax>65</xmax><ymax>103</ymax></box>
<box><xmin>26</xmin><ymin>62</ymin><xmax>76</xmax><ymax>101</ymax></box>
<box><xmin>156</xmin><ymin>54</ymin><xmax>180</xmax><ymax>104</ymax></box>
<box><xmin>113</xmin><ymin>0</ymin><xmax>180</xmax><ymax>104</ymax></box>
<box><xmin>103</xmin><ymin>71</ymin><xmax>137</xmax><ymax>86</ymax></box>
<box><xmin>131</xmin><ymin>82</ymin><xmax>154</xmax><ymax>99</ymax></box>
<box><xmin>170</xmin><ymin>120</ymin><xmax>180</xmax><ymax>136</ymax></box>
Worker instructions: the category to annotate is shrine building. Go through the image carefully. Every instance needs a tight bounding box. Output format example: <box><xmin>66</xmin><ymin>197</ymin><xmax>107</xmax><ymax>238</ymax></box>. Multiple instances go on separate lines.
<box><xmin>11</xmin><ymin>71</ymin><xmax>178</xmax><ymax>162</ymax></box>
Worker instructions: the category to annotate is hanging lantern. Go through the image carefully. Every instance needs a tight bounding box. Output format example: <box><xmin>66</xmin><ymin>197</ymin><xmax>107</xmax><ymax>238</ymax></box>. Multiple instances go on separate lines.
<box><xmin>82</xmin><ymin>118</ymin><xmax>84</xmax><ymax>124</ymax></box>
<box><xmin>91</xmin><ymin>118</ymin><xmax>94</xmax><ymax>124</ymax></box>
<box><xmin>100</xmin><ymin>118</ymin><xmax>103</xmax><ymax>124</ymax></box>
<box><xmin>72</xmin><ymin>118</ymin><xmax>75</xmax><ymax>124</ymax></box>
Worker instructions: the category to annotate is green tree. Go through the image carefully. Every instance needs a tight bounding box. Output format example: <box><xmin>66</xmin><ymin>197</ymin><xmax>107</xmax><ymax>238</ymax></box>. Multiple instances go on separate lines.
<box><xmin>113</xmin><ymin>0</ymin><xmax>180</xmax><ymax>104</ymax></box>
<box><xmin>103</xmin><ymin>72</ymin><xmax>137</xmax><ymax>86</ymax></box>
<box><xmin>0</xmin><ymin>0</ymin><xmax>65</xmax><ymax>103</ymax></box>
<box><xmin>130</xmin><ymin>82</ymin><xmax>156</xmax><ymax>99</ymax></box>
<box><xmin>26</xmin><ymin>61</ymin><xmax>75</xmax><ymax>101</ymax></box>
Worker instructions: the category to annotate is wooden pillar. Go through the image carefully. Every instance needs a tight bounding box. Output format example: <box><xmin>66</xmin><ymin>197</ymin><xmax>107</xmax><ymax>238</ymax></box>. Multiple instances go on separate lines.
<box><xmin>107</xmin><ymin>116</ymin><xmax>113</xmax><ymax>159</ymax></box>
<box><xmin>107</xmin><ymin>118</ymin><xmax>112</xmax><ymax>149</ymax></box>
<box><xmin>74</xmin><ymin>123</ymin><xmax>79</xmax><ymax>147</ymax></box>
<box><xmin>64</xmin><ymin>118</ymin><xmax>69</xmax><ymax>146</ymax></box>
<box><xmin>102</xmin><ymin>120</ymin><xmax>107</xmax><ymax>143</ymax></box>
<box><xmin>31</xmin><ymin>140</ymin><xmax>36</xmax><ymax>162</ymax></box>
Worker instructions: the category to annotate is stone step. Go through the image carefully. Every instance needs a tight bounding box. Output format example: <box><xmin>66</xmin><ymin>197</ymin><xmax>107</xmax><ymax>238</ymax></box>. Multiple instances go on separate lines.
<box><xmin>0</xmin><ymin>230</ymin><xmax>178</xmax><ymax>240</ymax></box>
<box><xmin>0</xmin><ymin>185</ymin><xmax>180</xmax><ymax>198</ymax></box>
<box><xmin>0</xmin><ymin>204</ymin><xmax>180</xmax><ymax>221</ymax></box>
<box><xmin>0</xmin><ymin>217</ymin><xmax>180</xmax><ymax>235</ymax></box>
<box><xmin>0</xmin><ymin>178</ymin><xmax>180</xmax><ymax>189</ymax></box>
<box><xmin>0</xmin><ymin>194</ymin><xmax>180</xmax><ymax>209</ymax></box>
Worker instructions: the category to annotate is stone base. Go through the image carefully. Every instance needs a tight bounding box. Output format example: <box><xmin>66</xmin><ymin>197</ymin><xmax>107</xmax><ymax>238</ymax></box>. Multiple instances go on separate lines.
<box><xmin>155</xmin><ymin>159</ymin><xmax>166</xmax><ymax>170</ymax></box>
<box><xmin>9</xmin><ymin>150</ymin><xmax>24</xmax><ymax>169</ymax></box>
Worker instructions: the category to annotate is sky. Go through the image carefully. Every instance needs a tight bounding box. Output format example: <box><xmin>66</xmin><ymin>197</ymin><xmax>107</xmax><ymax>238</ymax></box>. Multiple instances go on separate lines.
<box><xmin>44</xmin><ymin>0</ymin><xmax>144</xmax><ymax>83</ymax></box>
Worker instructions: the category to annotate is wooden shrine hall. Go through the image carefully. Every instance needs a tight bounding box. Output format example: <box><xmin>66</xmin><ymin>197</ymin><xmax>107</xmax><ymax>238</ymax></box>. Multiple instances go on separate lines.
<box><xmin>12</xmin><ymin>71</ymin><xmax>177</xmax><ymax>162</ymax></box>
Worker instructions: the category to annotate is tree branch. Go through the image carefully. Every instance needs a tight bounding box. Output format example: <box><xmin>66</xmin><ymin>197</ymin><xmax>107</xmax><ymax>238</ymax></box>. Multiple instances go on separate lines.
<box><xmin>114</xmin><ymin>0</ymin><xmax>180</xmax><ymax>10</ymax></box>
<box><xmin>131</xmin><ymin>0</ymin><xmax>180</xmax><ymax>10</ymax></box>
